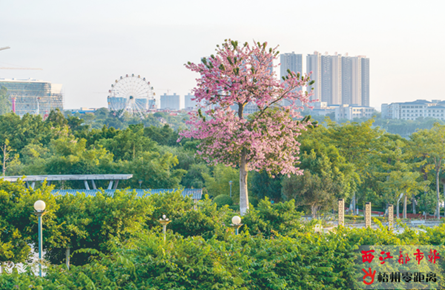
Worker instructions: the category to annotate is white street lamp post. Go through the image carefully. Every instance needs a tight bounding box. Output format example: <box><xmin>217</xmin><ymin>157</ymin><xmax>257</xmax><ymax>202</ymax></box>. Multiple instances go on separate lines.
<box><xmin>231</xmin><ymin>216</ymin><xmax>243</xmax><ymax>235</ymax></box>
<box><xmin>34</xmin><ymin>200</ymin><xmax>46</xmax><ymax>277</ymax></box>
<box><xmin>229</xmin><ymin>180</ymin><xmax>233</xmax><ymax>198</ymax></box>
<box><xmin>159</xmin><ymin>215</ymin><xmax>170</xmax><ymax>242</ymax></box>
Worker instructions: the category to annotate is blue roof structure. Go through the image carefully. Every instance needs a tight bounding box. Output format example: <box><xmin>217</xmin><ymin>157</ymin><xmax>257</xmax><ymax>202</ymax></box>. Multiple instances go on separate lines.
<box><xmin>51</xmin><ymin>188</ymin><xmax>203</xmax><ymax>200</ymax></box>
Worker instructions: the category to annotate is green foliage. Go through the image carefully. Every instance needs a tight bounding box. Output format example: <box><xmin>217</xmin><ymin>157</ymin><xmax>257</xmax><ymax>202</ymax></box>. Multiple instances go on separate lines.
<box><xmin>374</xmin><ymin>116</ymin><xmax>445</xmax><ymax>138</ymax></box>
<box><xmin>3</xmin><ymin>108</ymin><xmax>445</xmax><ymax>218</ymax></box>
<box><xmin>281</xmin><ymin>148</ymin><xmax>347</xmax><ymax>218</ymax></box>
<box><xmin>143</xmin><ymin>124</ymin><xmax>181</xmax><ymax>147</ymax></box>
<box><xmin>242</xmin><ymin>198</ymin><xmax>304</xmax><ymax>238</ymax></box>
<box><xmin>97</xmin><ymin>125</ymin><xmax>158</xmax><ymax>161</ymax></box>
<box><xmin>249</xmin><ymin>170</ymin><xmax>282</xmax><ymax>200</ymax></box>
<box><xmin>213</xmin><ymin>194</ymin><xmax>233</xmax><ymax>207</ymax></box>
<box><xmin>180</xmin><ymin>163</ymin><xmax>210</xmax><ymax>188</ymax></box>
<box><xmin>0</xmin><ymin>179</ymin><xmax>58</xmax><ymax>267</ymax></box>
<box><xmin>46</xmin><ymin>109</ymin><xmax>68</xmax><ymax>127</ymax></box>
<box><xmin>1</xmin><ymin>186</ymin><xmax>445</xmax><ymax>289</ymax></box>
<box><xmin>0</xmin><ymin>113</ymin><xmax>52</xmax><ymax>155</ymax></box>
<box><xmin>3</xmin><ymin>106</ymin><xmax>445</xmax><ymax>287</ymax></box>
<box><xmin>0</xmin><ymin>86</ymin><xmax>11</xmax><ymax>115</ymax></box>
<box><xmin>203</xmin><ymin>164</ymin><xmax>239</xmax><ymax>198</ymax></box>
<box><xmin>144</xmin><ymin>190</ymin><xmax>195</xmax><ymax>229</ymax></box>
<box><xmin>49</xmin><ymin>189</ymin><xmax>152</xmax><ymax>265</ymax></box>
<box><xmin>0</xmin><ymin>181</ymin><xmax>153</xmax><ymax>266</ymax></box>
<box><xmin>4</xmin><ymin>225</ymin><xmax>444</xmax><ymax>289</ymax></box>
<box><xmin>170</xmin><ymin>197</ymin><xmax>233</xmax><ymax>239</ymax></box>
<box><xmin>417</xmin><ymin>189</ymin><xmax>438</xmax><ymax>214</ymax></box>
<box><xmin>44</xmin><ymin>127</ymin><xmax>114</xmax><ymax>178</ymax></box>
<box><xmin>117</xmin><ymin>151</ymin><xmax>186</xmax><ymax>189</ymax></box>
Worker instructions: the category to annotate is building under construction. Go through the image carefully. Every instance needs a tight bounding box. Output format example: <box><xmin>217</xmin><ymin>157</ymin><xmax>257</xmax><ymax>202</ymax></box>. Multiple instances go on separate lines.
<box><xmin>0</xmin><ymin>78</ymin><xmax>63</xmax><ymax>116</ymax></box>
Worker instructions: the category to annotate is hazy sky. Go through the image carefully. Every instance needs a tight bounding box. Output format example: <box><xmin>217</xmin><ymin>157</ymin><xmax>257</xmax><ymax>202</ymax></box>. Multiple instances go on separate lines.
<box><xmin>1</xmin><ymin>0</ymin><xmax>444</xmax><ymax>110</ymax></box>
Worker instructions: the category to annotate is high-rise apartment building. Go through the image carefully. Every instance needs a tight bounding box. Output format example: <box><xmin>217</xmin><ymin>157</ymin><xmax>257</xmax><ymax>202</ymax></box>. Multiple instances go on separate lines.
<box><xmin>281</xmin><ymin>52</ymin><xmax>369</xmax><ymax>106</ymax></box>
<box><xmin>280</xmin><ymin>52</ymin><xmax>303</xmax><ymax>106</ymax></box>
<box><xmin>341</xmin><ymin>56</ymin><xmax>353</xmax><ymax>105</ymax></box>
<box><xmin>341</xmin><ymin>54</ymin><xmax>368</xmax><ymax>106</ymax></box>
<box><xmin>361</xmin><ymin>57</ymin><xmax>370</xmax><ymax>107</ymax></box>
<box><xmin>184</xmin><ymin>94</ymin><xmax>201</xmax><ymax>110</ymax></box>
<box><xmin>351</xmin><ymin>56</ymin><xmax>362</xmax><ymax>106</ymax></box>
<box><xmin>321</xmin><ymin>54</ymin><xmax>332</xmax><ymax>104</ymax></box>
<box><xmin>280</xmin><ymin>52</ymin><xmax>303</xmax><ymax>79</ymax></box>
<box><xmin>306</xmin><ymin>52</ymin><xmax>321</xmax><ymax>101</ymax></box>
<box><xmin>320</xmin><ymin>53</ymin><xmax>343</xmax><ymax>105</ymax></box>
<box><xmin>160</xmin><ymin>93</ymin><xmax>183</xmax><ymax>110</ymax></box>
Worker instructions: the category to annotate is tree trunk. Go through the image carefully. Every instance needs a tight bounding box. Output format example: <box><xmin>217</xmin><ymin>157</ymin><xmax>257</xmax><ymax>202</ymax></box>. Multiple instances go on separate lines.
<box><xmin>443</xmin><ymin>183</ymin><xmax>445</xmax><ymax>218</ymax></box>
<box><xmin>422</xmin><ymin>165</ymin><xmax>428</xmax><ymax>219</ymax></box>
<box><xmin>352</xmin><ymin>192</ymin><xmax>356</xmax><ymax>214</ymax></box>
<box><xmin>412</xmin><ymin>197</ymin><xmax>416</xmax><ymax>215</ymax></box>
<box><xmin>66</xmin><ymin>247</ymin><xmax>70</xmax><ymax>270</ymax></box>
<box><xmin>403</xmin><ymin>194</ymin><xmax>407</xmax><ymax>219</ymax></box>
<box><xmin>239</xmin><ymin>151</ymin><xmax>249</xmax><ymax>216</ymax></box>
<box><xmin>436</xmin><ymin>168</ymin><xmax>441</xmax><ymax>219</ymax></box>
<box><xmin>311</xmin><ymin>204</ymin><xmax>318</xmax><ymax>219</ymax></box>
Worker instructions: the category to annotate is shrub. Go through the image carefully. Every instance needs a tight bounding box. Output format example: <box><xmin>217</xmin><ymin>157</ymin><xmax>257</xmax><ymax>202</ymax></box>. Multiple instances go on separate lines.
<box><xmin>2</xmin><ymin>183</ymin><xmax>445</xmax><ymax>289</ymax></box>
<box><xmin>4</xmin><ymin>226</ymin><xmax>444</xmax><ymax>289</ymax></box>
<box><xmin>145</xmin><ymin>189</ymin><xmax>194</xmax><ymax>229</ymax></box>
<box><xmin>242</xmin><ymin>198</ymin><xmax>304</xmax><ymax>238</ymax></box>
<box><xmin>213</xmin><ymin>194</ymin><xmax>233</xmax><ymax>207</ymax></box>
<box><xmin>170</xmin><ymin>197</ymin><xmax>233</xmax><ymax>239</ymax></box>
<box><xmin>229</xmin><ymin>205</ymin><xmax>239</xmax><ymax>212</ymax></box>
<box><xmin>249</xmin><ymin>196</ymin><xmax>259</xmax><ymax>208</ymax></box>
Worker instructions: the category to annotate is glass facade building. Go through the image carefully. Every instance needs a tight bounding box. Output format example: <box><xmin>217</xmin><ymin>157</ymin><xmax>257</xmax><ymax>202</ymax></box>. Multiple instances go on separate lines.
<box><xmin>0</xmin><ymin>79</ymin><xmax>63</xmax><ymax>116</ymax></box>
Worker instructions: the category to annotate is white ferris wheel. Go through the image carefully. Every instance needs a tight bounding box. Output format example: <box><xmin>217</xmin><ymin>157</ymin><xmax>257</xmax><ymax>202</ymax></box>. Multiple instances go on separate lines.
<box><xmin>107</xmin><ymin>74</ymin><xmax>155</xmax><ymax>118</ymax></box>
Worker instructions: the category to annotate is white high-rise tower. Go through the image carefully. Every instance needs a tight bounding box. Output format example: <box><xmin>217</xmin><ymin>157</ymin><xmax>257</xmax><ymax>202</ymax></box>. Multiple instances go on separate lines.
<box><xmin>306</xmin><ymin>51</ymin><xmax>322</xmax><ymax>101</ymax></box>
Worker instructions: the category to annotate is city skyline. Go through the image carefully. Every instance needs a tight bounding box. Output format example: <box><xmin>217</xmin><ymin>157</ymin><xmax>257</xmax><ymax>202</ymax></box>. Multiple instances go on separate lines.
<box><xmin>1</xmin><ymin>0</ymin><xmax>444</xmax><ymax>111</ymax></box>
<box><xmin>305</xmin><ymin>51</ymin><xmax>370</xmax><ymax>107</ymax></box>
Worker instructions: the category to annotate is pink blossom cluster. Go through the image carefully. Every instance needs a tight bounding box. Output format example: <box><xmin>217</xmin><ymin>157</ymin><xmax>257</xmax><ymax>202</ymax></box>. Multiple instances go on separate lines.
<box><xmin>179</xmin><ymin>40</ymin><xmax>314</xmax><ymax>177</ymax></box>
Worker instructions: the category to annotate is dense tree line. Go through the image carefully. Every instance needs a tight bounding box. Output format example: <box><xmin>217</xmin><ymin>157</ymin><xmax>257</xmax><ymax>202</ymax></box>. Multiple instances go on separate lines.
<box><xmin>1</xmin><ymin>107</ymin><xmax>445</xmax><ymax>288</ymax></box>
<box><xmin>1</xmin><ymin>108</ymin><xmax>445</xmax><ymax>217</ymax></box>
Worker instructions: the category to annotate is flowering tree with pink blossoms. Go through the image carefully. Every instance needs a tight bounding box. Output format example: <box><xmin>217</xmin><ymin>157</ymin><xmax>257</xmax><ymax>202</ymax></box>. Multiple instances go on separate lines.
<box><xmin>180</xmin><ymin>40</ymin><xmax>315</xmax><ymax>215</ymax></box>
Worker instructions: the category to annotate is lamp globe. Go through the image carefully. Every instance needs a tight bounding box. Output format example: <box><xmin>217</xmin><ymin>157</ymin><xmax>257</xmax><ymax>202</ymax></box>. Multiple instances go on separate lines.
<box><xmin>34</xmin><ymin>200</ymin><xmax>46</xmax><ymax>212</ymax></box>
<box><xmin>232</xmin><ymin>216</ymin><xmax>241</xmax><ymax>225</ymax></box>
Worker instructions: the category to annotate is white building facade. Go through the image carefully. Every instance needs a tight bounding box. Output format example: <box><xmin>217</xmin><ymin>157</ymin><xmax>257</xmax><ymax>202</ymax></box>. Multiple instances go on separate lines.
<box><xmin>184</xmin><ymin>94</ymin><xmax>201</xmax><ymax>110</ymax></box>
<box><xmin>160</xmin><ymin>93</ymin><xmax>183</xmax><ymax>110</ymax></box>
<box><xmin>382</xmin><ymin>100</ymin><xmax>445</xmax><ymax>120</ymax></box>
<box><xmin>335</xmin><ymin>104</ymin><xmax>374</xmax><ymax>120</ymax></box>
